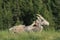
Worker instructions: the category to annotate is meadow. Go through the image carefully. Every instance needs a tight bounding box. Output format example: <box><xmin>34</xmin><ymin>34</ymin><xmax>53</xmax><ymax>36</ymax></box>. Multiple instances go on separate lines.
<box><xmin>0</xmin><ymin>30</ymin><xmax>60</xmax><ymax>40</ymax></box>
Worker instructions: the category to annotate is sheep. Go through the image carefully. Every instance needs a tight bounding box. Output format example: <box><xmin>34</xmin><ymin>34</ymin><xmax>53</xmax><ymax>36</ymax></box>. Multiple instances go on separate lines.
<box><xmin>9</xmin><ymin>14</ymin><xmax>49</xmax><ymax>33</ymax></box>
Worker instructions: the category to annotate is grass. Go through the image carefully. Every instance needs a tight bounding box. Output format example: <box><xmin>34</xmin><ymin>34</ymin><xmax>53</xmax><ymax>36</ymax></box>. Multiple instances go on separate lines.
<box><xmin>0</xmin><ymin>30</ymin><xmax>60</xmax><ymax>40</ymax></box>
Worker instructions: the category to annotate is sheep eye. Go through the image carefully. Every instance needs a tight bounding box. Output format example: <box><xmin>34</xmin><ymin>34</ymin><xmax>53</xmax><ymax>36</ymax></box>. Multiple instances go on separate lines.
<box><xmin>41</xmin><ymin>19</ymin><xmax>44</xmax><ymax>22</ymax></box>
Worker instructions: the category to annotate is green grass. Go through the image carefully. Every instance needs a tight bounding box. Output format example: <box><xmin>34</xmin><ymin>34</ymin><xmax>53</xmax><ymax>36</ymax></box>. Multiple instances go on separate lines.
<box><xmin>0</xmin><ymin>30</ymin><xmax>60</xmax><ymax>40</ymax></box>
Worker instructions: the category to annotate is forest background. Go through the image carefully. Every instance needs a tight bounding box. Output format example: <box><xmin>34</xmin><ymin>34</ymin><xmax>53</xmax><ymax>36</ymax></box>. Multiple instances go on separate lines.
<box><xmin>0</xmin><ymin>0</ymin><xmax>60</xmax><ymax>31</ymax></box>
